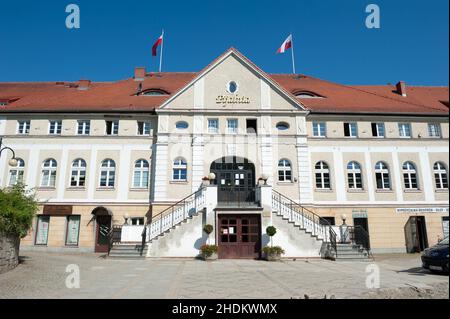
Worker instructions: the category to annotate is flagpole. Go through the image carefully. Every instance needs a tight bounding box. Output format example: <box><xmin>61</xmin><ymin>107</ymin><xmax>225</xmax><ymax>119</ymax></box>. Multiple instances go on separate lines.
<box><xmin>159</xmin><ymin>29</ymin><xmax>164</xmax><ymax>73</ymax></box>
<box><xmin>290</xmin><ymin>33</ymin><xmax>296</xmax><ymax>74</ymax></box>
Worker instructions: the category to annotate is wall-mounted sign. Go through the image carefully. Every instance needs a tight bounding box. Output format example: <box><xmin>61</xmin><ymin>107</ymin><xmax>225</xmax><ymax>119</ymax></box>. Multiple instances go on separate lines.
<box><xmin>43</xmin><ymin>205</ymin><xmax>73</xmax><ymax>216</ymax></box>
<box><xmin>396</xmin><ymin>207</ymin><xmax>449</xmax><ymax>214</ymax></box>
<box><xmin>216</xmin><ymin>95</ymin><xmax>250</xmax><ymax>105</ymax></box>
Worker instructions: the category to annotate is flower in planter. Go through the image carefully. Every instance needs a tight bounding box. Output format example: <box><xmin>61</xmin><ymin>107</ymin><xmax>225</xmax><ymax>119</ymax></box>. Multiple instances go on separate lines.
<box><xmin>200</xmin><ymin>244</ymin><xmax>218</xmax><ymax>259</ymax></box>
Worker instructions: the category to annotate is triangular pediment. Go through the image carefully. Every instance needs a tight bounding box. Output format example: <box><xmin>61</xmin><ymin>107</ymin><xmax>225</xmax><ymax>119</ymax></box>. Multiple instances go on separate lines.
<box><xmin>159</xmin><ymin>48</ymin><xmax>306</xmax><ymax>111</ymax></box>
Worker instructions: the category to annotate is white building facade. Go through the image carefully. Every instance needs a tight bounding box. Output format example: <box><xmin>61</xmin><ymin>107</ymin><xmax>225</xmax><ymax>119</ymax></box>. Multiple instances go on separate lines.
<box><xmin>0</xmin><ymin>48</ymin><xmax>448</xmax><ymax>258</ymax></box>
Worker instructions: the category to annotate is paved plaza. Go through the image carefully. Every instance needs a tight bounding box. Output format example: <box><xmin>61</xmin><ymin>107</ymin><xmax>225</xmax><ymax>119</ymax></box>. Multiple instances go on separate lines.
<box><xmin>0</xmin><ymin>252</ymin><xmax>448</xmax><ymax>299</ymax></box>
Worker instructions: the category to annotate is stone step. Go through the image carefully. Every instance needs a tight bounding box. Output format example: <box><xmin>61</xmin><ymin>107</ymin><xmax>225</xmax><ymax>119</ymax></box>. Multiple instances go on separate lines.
<box><xmin>107</xmin><ymin>255</ymin><xmax>145</xmax><ymax>259</ymax></box>
<box><xmin>112</xmin><ymin>245</ymin><xmax>147</xmax><ymax>250</ymax></box>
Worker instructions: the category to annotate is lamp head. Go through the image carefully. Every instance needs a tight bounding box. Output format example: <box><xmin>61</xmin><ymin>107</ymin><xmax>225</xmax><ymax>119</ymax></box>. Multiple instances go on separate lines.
<box><xmin>8</xmin><ymin>158</ymin><xmax>18</xmax><ymax>167</ymax></box>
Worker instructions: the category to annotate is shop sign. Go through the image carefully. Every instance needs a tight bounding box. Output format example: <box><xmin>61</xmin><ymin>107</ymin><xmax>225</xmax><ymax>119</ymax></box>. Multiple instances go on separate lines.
<box><xmin>396</xmin><ymin>207</ymin><xmax>449</xmax><ymax>214</ymax></box>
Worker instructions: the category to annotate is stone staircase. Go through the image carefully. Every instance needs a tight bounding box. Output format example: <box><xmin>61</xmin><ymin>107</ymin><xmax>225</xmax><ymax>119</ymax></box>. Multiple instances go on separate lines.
<box><xmin>334</xmin><ymin>243</ymin><xmax>373</xmax><ymax>261</ymax></box>
<box><xmin>108</xmin><ymin>243</ymin><xmax>148</xmax><ymax>259</ymax></box>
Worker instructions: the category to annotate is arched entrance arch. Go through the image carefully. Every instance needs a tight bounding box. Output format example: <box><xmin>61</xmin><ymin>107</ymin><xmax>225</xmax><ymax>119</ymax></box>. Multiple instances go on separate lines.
<box><xmin>210</xmin><ymin>156</ymin><xmax>256</xmax><ymax>206</ymax></box>
<box><xmin>91</xmin><ymin>207</ymin><xmax>112</xmax><ymax>253</ymax></box>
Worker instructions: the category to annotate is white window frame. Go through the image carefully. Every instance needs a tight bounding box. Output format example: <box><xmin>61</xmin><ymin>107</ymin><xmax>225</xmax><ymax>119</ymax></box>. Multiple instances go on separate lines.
<box><xmin>172</xmin><ymin>158</ymin><xmax>187</xmax><ymax>181</ymax></box>
<box><xmin>428</xmin><ymin>123</ymin><xmax>441</xmax><ymax>138</ymax></box>
<box><xmin>137</xmin><ymin>121</ymin><xmax>151</xmax><ymax>136</ymax></box>
<box><xmin>375</xmin><ymin>161</ymin><xmax>391</xmax><ymax>190</ymax></box>
<box><xmin>105</xmin><ymin>120</ymin><xmax>119</xmax><ymax>135</ymax></box>
<box><xmin>208</xmin><ymin>118</ymin><xmax>219</xmax><ymax>134</ymax></box>
<box><xmin>344</xmin><ymin>122</ymin><xmax>358</xmax><ymax>138</ymax></box>
<box><xmin>315</xmin><ymin>161</ymin><xmax>331</xmax><ymax>189</ymax></box>
<box><xmin>227</xmin><ymin>119</ymin><xmax>238</xmax><ymax>134</ymax></box>
<box><xmin>402</xmin><ymin>161</ymin><xmax>418</xmax><ymax>190</ymax></box>
<box><xmin>433</xmin><ymin>162</ymin><xmax>448</xmax><ymax>190</ymax></box>
<box><xmin>48</xmin><ymin>120</ymin><xmax>62</xmax><ymax>135</ymax></box>
<box><xmin>70</xmin><ymin>158</ymin><xmax>87</xmax><ymax>187</ymax></box>
<box><xmin>17</xmin><ymin>120</ymin><xmax>30</xmax><ymax>134</ymax></box>
<box><xmin>398</xmin><ymin>123</ymin><xmax>412</xmax><ymax>138</ymax></box>
<box><xmin>347</xmin><ymin>161</ymin><xmax>363</xmax><ymax>189</ymax></box>
<box><xmin>278</xmin><ymin>159</ymin><xmax>292</xmax><ymax>182</ymax></box>
<box><xmin>312</xmin><ymin>122</ymin><xmax>326</xmax><ymax>137</ymax></box>
<box><xmin>99</xmin><ymin>159</ymin><xmax>116</xmax><ymax>187</ymax></box>
<box><xmin>77</xmin><ymin>120</ymin><xmax>90</xmax><ymax>135</ymax></box>
<box><xmin>40</xmin><ymin>159</ymin><xmax>57</xmax><ymax>188</ymax></box>
<box><xmin>8</xmin><ymin>158</ymin><xmax>25</xmax><ymax>186</ymax></box>
<box><xmin>372</xmin><ymin>122</ymin><xmax>385</xmax><ymax>138</ymax></box>
<box><xmin>132</xmin><ymin>159</ymin><xmax>149</xmax><ymax>188</ymax></box>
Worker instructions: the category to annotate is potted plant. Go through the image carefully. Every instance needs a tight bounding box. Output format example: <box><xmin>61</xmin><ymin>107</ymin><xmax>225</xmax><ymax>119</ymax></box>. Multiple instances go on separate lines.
<box><xmin>201</xmin><ymin>176</ymin><xmax>210</xmax><ymax>186</ymax></box>
<box><xmin>200</xmin><ymin>244</ymin><xmax>218</xmax><ymax>260</ymax></box>
<box><xmin>263</xmin><ymin>226</ymin><xmax>285</xmax><ymax>261</ymax></box>
<box><xmin>263</xmin><ymin>246</ymin><xmax>285</xmax><ymax>261</ymax></box>
<box><xmin>203</xmin><ymin>223</ymin><xmax>214</xmax><ymax>245</ymax></box>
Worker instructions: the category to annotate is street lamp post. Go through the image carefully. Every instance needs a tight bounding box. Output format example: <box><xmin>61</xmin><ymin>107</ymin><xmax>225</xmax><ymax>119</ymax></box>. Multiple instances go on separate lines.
<box><xmin>0</xmin><ymin>137</ymin><xmax>18</xmax><ymax>167</ymax></box>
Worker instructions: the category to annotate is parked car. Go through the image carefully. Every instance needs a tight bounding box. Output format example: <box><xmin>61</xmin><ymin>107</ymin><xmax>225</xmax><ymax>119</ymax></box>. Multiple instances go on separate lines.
<box><xmin>421</xmin><ymin>237</ymin><xmax>449</xmax><ymax>273</ymax></box>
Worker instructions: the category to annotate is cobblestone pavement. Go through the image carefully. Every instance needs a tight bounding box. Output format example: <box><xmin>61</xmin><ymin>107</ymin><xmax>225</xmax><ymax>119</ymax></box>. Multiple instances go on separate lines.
<box><xmin>0</xmin><ymin>252</ymin><xmax>448</xmax><ymax>299</ymax></box>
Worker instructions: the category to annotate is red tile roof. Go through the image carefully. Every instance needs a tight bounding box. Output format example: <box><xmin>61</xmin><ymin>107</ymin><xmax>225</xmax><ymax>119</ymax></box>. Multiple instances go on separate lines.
<box><xmin>0</xmin><ymin>50</ymin><xmax>448</xmax><ymax>115</ymax></box>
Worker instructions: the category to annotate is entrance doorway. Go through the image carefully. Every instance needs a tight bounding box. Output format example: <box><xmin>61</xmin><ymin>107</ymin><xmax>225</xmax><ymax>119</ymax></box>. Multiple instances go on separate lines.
<box><xmin>353</xmin><ymin>217</ymin><xmax>370</xmax><ymax>249</ymax></box>
<box><xmin>210</xmin><ymin>156</ymin><xmax>256</xmax><ymax>206</ymax></box>
<box><xmin>404</xmin><ymin>216</ymin><xmax>429</xmax><ymax>253</ymax></box>
<box><xmin>218</xmin><ymin>214</ymin><xmax>261</xmax><ymax>259</ymax></box>
<box><xmin>95</xmin><ymin>214</ymin><xmax>112</xmax><ymax>253</ymax></box>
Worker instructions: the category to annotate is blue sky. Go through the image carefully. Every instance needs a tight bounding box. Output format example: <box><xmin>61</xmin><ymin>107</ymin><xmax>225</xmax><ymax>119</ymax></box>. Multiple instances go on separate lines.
<box><xmin>0</xmin><ymin>0</ymin><xmax>448</xmax><ymax>85</ymax></box>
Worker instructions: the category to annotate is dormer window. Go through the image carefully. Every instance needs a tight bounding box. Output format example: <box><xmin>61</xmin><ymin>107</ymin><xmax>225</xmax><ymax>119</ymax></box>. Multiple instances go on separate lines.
<box><xmin>139</xmin><ymin>89</ymin><xmax>169</xmax><ymax>96</ymax></box>
<box><xmin>294</xmin><ymin>91</ymin><xmax>323</xmax><ymax>98</ymax></box>
<box><xmin>0</xmin><ymin>101</ymin><xmax>8</xmax><ymax>106</ymax></box>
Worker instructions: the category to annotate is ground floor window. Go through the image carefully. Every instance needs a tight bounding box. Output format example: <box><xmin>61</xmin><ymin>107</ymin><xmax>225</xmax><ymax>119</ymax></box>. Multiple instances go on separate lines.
<box><xmin>65</xmin><ymin>215</ymin><xmax>81</xmax><ymax>246</ymax></box>
<box><xmin>131</xmin><ymin>217</ymin><xmax>145</xmax><ymax>225</ymax></box>
<box><xmin>319</xmin><ymin>217</ymin><xmax>336</xmax><ymax>225</ymax></box>
<box><xmin>443</xmin><ymin>216</ymin><xmax>449</xmax><ymax>239</ymax></box>
<box><xmin>35</xmin><ymin>215</ymin><xmax>50</xmax><ymax>245</ymax></box>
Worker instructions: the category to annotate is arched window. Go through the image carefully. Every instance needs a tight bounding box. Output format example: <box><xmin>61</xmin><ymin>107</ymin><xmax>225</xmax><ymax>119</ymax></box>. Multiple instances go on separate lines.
<box><xmin>433</xmin><ymin>162</ymin><xmax>448</xmax><ymax>189</ymax></box>
<box><xmin>402</xmin><ymin>161</ymin><xmax>418</xmax><ymax>189</ymax></box>
<box><xmin>173</xmin><ymin>158</ymin><xmax>187</xmax><ymax>181</ymax></box>
<box><xmin>278</xmin><ymin>159</ymin><xmax>292</xmax><ymax>182</ymax></box>
<box><xmin>99</xmin><ymin>159</ymin><xmax>116</xmax><ymax>187</ymax></box>
<box><xmin>347</xmin><ymin>161</ymin><xmax>363</xmax><ymax>189</ymax></box>
<box><xmin>375</xmin><ymin>161</ymin><xmax>390</xmax><ymax>190</ymax></box>
<box><xmin>70</xmin><ymin>158</ymin><xmax>86</xmax><ymax>187</ymax></box>
<box><xmin>41</xmin><ymin>159</ymin><xmax>57</xmax><ymax>187</ymax></box>
<box><xmin>315</xmin><ymin>161</ymin><xmax>330</xmax><ymax>189</ymax></box>
<box><xmin>133</xmin><ymin>159</ymin><xmax>149</xmax><ymax>188</ymax></box>
<box><xmin>8</xmin><ymin>158</ymin><xmax>25</xmax><ymax>186</ymax></box>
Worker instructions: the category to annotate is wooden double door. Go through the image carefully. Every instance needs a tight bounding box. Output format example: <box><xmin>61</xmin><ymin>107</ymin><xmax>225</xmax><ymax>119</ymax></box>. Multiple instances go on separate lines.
<box><xmin>218</xmin><ymin>214</ymin><xmax>261</xmax><ymax>259</ymax></box>
<box><xmin>95</xmin><ymin>215</ymin><xmax>111</xmax><ymax>253</ymax></box>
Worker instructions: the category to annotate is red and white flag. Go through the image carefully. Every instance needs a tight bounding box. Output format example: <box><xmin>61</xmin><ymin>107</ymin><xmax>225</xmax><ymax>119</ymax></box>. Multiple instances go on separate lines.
<box><xmin>276</xmin><ymin>34</ymin><xmax>292</xmax><ymax>54</ymax></box>
<box><xmin>152</xmin><ymin>33</ymin><xmax>163</xmax><ymax>56</ymax></box>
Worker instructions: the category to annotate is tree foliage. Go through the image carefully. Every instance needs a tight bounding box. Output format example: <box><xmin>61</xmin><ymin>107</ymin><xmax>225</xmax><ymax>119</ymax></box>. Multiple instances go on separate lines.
<box><xmin>0</xmin><ymin>183</ymin><xmax>38</xmax><ymax>238</ymax></box>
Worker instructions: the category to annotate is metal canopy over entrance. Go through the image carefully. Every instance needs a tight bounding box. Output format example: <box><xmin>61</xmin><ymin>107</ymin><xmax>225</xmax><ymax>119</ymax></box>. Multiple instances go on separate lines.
<box><xmin>210</xmin><ymin>156</ymin><xmax>256</xmax><ymax>207</ymax></box>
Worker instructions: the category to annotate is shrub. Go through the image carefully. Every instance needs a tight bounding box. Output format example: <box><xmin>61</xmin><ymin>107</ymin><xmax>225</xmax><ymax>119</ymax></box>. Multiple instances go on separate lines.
<box><xmin>266</xmin><ymin>226</ymin><xmax>277</xmax><ymax>237</ymax></box>
<box><xmin>0</xmin><ymin>183</ymin><xmax>38</xmax><ymax>238</ymax></box>
<box><xmin>262</xmin><ymin>246</ymin><xmax>285</xmax><ymax>256</ymax></box>
<box><xmin>200</xmin><ymin>244</ymin><xmax>218</xmax><ymax>257</ymax></box>
<box><xmin>203</xmin><ymin>224</ymin><xmax>214</xmax><ymax>235</ymax></box>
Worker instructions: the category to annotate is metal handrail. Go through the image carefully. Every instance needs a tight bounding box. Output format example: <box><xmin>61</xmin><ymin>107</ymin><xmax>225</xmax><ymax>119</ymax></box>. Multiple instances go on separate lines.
<box><xmin>146</xmin><ymin>187</ymin><xmax>206</xmax><ymax>241</ymax></box>
<box><xmin>343</xmin><ymin>225</ymin><xmax>373</xmax><ymax>258</ymax></box>
<box><xmin>272</xmin><ymin>189</ymin><xmax>337</xmax><ymax>258</ymax></box>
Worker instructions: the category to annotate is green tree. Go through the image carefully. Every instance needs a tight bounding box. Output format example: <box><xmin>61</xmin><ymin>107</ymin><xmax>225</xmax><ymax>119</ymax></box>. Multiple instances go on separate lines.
<box><xmin>0</xmin><ymin>183</ymin><xmax>38</xmax><ymax>238</ymax></box>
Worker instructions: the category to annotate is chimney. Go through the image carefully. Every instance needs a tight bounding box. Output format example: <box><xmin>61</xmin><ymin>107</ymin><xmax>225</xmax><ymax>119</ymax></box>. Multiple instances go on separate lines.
<box><xmin>134</xmin><ymin>67</ymin><xmax>146</xmax><ymax>81</ymax></box>
<box><xmin>396</xmin><ymin>81</ymin><xmax>407</xmax><ymax>97</ymax></box>
<box><xmin>77</xmin><ymin>79</ymin><xmax>91</xmax><ymax>91</ymax></box>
